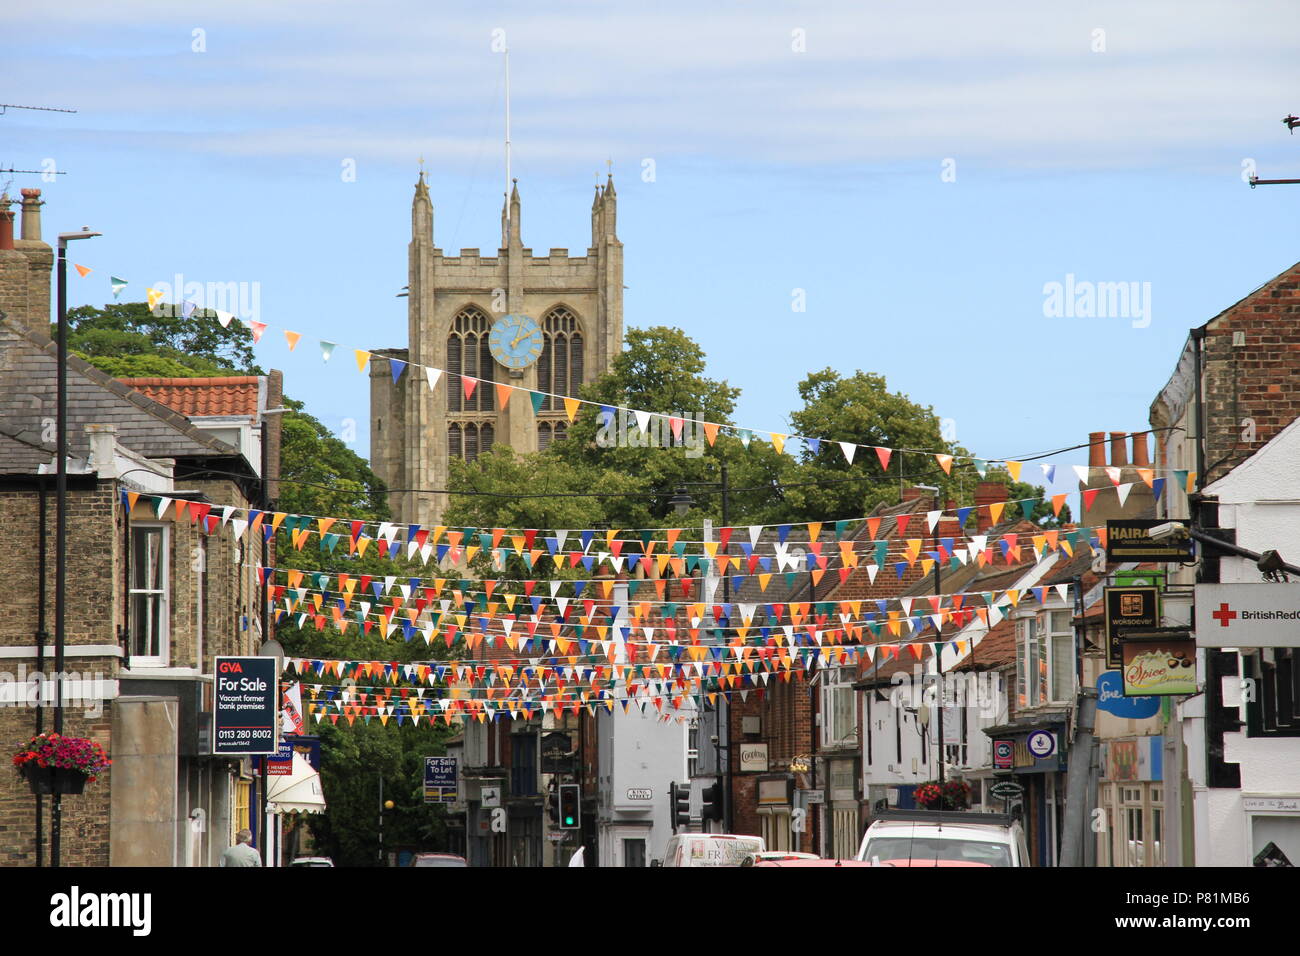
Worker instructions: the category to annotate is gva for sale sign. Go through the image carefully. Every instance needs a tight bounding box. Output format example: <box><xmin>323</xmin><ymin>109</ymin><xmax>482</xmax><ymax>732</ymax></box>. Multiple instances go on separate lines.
<box><xmin>213</xmin><ymin>657</ymin><xmax>279</xmax><ymax>755</ymax></box>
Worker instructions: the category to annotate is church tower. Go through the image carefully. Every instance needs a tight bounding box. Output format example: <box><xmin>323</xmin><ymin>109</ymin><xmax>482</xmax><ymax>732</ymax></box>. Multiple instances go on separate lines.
<box><xmin>370</xmin><ymin>173</ymin><xmax>624</xmax><ymax>525</ymax></box>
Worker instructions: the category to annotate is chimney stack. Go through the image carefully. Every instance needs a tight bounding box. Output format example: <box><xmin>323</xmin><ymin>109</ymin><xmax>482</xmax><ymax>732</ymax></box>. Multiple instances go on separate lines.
<box><xmin>974</xmin><ymin>481</ymin><xmax>1008</xmax><ymax>533</ymax></box>
<box><xmin>12</xmin><ymin>188</ymin><xmax>53</xmax><ymax>336</ymax></box>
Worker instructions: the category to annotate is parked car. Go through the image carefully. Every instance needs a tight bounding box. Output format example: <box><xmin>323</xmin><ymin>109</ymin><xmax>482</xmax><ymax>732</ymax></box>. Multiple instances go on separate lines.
<box><xmin>289</xmin><ymin>856</ymin><xmax>334</xmax><ymax>867</ymax></box>
<box><xmin>411</xmin><ymin>852</ymin><xmax>469</xmax><ymax>867</ymax></box>
<box><xmin>740</xmin><ymin>851</ymin><xmax>820</xmax><ymax>866</ymax></box>
<box><xmin>753</xmin><ymin>858</ymin><xmax>876</xmax><ymax>867</ymax></box>
<box><xmin>660</xmin><ymin>833</ymin><xmax>765</xmax><ymax>867</ymax></box>
<box><xmin>855</xmin><ymin>809</ymin><xmax>1029</xmax><ymax>867</ymax></box>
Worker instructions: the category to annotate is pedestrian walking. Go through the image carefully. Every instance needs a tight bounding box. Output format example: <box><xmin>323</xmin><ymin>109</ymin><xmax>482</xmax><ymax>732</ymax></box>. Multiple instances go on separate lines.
<box><xmin>221</xmin><ymin>829</ymin><xmax>262</xmax><ymax>867</ymax></box>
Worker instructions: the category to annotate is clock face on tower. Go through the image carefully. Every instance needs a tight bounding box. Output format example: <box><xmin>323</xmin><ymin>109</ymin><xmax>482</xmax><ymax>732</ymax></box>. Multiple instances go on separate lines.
<box><xmin>488</xmin><ymin>314</ymin><xmax>544</xmax><ymax>370</ymax></box>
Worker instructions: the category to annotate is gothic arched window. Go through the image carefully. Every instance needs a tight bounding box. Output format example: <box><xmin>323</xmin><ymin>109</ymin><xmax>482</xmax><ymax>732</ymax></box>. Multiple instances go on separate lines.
<box><xmin>536</xmin><ymin>306</ymin><xmax>584</xmax><ymax>412</ymax></box>
<box><xmin>447</xmin><ymin>305</ymin><xmax>496</xmax><ymax>463</ymax></box>
<box><xmin>447</xmin><ymin>306</ymin><xmax>496</xmax><ymax>413</ymax></box>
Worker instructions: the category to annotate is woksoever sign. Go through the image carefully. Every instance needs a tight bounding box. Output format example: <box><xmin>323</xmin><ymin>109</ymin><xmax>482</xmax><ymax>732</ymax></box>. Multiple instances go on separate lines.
<box><xmin>1194</xmin><ymin>584</ymin><xmax>1300</xmax><ymax>648</ymax></box>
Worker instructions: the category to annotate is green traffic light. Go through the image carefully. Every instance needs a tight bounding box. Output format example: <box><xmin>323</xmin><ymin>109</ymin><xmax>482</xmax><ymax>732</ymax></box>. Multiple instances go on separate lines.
<box><xmin>564</xmin><ymin>816</ymin><xmax>575</xmax><ymax>825</ymax></box>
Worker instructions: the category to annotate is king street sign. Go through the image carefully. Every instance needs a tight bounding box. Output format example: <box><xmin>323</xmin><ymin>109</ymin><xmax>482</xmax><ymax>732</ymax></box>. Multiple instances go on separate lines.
<box><xmin>1195</xmin><ymin>583</ymin><xmax>1300</xmax><ymax>648</ymax></box>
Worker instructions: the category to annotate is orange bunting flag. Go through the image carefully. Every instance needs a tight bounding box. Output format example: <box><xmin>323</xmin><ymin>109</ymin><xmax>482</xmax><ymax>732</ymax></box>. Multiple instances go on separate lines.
<box><xmin>496</xmin><ymin>382</ymin><xmax>513</xmax><ymax>409</ymax></box>
<box><xmin>935</xmin><ymin>454</ymin><xmax>953</xmax><ymax>475</ymax></box>
<box><xmin>1051</xmin><ymin>493</ymin><xmax>1067</xmax><ymax>516</ymax></box>
<box><xmin>284</xmin><ymin>330</ymin><xmax>302</xmax><ymax>351</ymax></box>
<box><xmin>74</xmin><ymin>264</ymin><xmax>92</xmax><ymax>278</ymax></box>
<box><xmin>703</xmin><ymin>421</ymin><xmax>720</xmax><ymax>446</ymax></box>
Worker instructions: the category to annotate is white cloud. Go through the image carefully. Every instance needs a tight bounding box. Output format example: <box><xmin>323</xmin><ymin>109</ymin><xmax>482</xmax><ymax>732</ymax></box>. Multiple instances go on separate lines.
<box><xmin>6</xmin><ymin>0</ymin><xmax>1299</xmax><ymax>170</ymax></box>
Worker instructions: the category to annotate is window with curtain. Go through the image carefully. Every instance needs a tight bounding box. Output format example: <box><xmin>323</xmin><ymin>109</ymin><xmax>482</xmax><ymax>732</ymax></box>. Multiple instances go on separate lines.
<box><xmin>1047</xmin><ymin>609</ymin><xmax>1075</xmax><ymax>703</ymax></box>
<box><xmin>129</xmin><ymin>524</ymin><xmax>169</xmax><ymax>663</ymax></box>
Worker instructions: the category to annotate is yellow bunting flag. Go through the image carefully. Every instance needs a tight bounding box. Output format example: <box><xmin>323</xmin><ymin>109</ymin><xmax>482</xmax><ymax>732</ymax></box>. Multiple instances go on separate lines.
<box><xmin>1005</xmin><ymin>460</ymin><xmax>1022</xmax><ymax>481</ymax></box>
<box><xmin>988</xmin><ymin>501</ymin><xmax>1005</xmax><ymax>524</ymax></box>
<box><xmin>564</xmin><ymin>397</ymin><xmax>581</xmax><ymax>422</ymax></box>
<box><xmin>146</xmin><ymin>288</ymin><xmax>165</xmax><ymax>310</ymax></box>
<box><xmin>770</xmin><ymin>433</ymin><xmax>786</xmax><ymax>455</ymax></box>
<box><xmin>354</xmin><ymin>350</ymin><xmax>371</xmax><ymax>372</ymax></box>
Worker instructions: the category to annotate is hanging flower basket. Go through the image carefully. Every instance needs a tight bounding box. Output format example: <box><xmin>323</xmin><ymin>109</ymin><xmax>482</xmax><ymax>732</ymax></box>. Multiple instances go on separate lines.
<box><xmin>915</xmin><ymin>779</ymin><xmax>972</xmax><ymax>811</ymax></box>
<box><xmin>11</xmin><ymin>733</ymin><xmax>110</xmax><ymax>796</ymax></box>
<box><xmin>21</xmin><ymin>765</ymin><xmax>88</xmax><ymax>795</ymax></box>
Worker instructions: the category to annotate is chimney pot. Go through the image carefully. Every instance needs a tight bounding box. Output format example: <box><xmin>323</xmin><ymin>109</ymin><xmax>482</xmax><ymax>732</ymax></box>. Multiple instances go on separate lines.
<box><xmin>1132</xmin><ymin>432</ymin><xmax>1151</xmax><ymax>467</ymax></box>
<box><xmin>1110</xmin><ymin>432</ymin><xmax>1129</xmax><ymax>467</ymax></box>
<box><xmin>1088</xmin><ymin>431</ymin><xmax>1106</xmax><ymax>468</ymax></box>
<box><xmin>19</xmin><ymin>189</ymin><xmax>42</xmax><ymax>242</ymax></box>
<box><xmin>0</xmin><ymin>194</ymin><xmax>14</xmax><ymax>251</ymax></box>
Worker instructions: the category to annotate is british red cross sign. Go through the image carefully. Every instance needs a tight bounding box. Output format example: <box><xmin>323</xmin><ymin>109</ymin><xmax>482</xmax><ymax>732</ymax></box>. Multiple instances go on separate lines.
<box><xmin>1195</xmin><ymin>584</ymin><xmax>1300</xmax><ymax>648</ymax></box>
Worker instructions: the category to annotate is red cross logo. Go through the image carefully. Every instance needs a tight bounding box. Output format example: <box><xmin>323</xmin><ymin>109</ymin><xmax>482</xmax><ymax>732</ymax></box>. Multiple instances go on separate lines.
<box><xmin>1212</xmin><ymin>603</ymin><xmax>1237</xmax><ymax>628</ymax></box>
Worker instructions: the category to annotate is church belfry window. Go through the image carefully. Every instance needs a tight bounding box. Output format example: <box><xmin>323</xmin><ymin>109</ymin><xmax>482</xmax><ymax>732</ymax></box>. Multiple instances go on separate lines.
<box><xmin>447</xmin><ymin>306</ymin><xmax>496</xmax><ymax>413</ymax></box>
<box><xmin>536</xmin><ymin>307</ymin><xmax>584</xmax><ymax>412</ymax></box>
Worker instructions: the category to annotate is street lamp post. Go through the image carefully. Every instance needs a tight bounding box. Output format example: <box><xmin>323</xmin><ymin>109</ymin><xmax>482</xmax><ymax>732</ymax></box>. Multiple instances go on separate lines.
<box><xmin>53</xmin><ymin>227</ymin><xmax>100</xmax><ymax>868</ymax></box>
<box><xmin>914</xmin><ymin>485</ymin><xmax>944</xmax><ymax>784</ymax></box>
<box><xmin>671</xmin><ymin>463</ymin><xmax>732</xmax><ymax>831</ymax></box>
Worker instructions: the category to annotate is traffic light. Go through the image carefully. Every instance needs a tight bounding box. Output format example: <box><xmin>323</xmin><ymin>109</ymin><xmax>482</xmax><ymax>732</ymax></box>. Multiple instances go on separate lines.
<box><xmin>670</xmin><ymin>781</ymin><xmax>691</xmax><ymax>831</ymax></box>
<box><xmin>558</xmin><ymin>783</ymin><xmax>581</xmax><ymax>829</ymax></box>
<box><xmin>700</xmin><ymin>781</ymin><xmax>723</xmax><ymax>823</ymax></box>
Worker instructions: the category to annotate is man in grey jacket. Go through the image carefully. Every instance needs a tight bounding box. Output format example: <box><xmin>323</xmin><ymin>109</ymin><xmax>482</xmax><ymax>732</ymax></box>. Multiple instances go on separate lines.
<box><xmin>221</xmin><ymin>829</ymin><xmax>262</xmax><ymax>867</ymax></box>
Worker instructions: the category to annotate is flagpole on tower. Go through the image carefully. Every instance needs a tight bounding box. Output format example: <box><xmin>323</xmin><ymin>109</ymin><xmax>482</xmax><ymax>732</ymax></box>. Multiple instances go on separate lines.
<box><xmin>504</xmin><ymin>46</ymin><xmax>511</xmax><ymax>223</ymax></box>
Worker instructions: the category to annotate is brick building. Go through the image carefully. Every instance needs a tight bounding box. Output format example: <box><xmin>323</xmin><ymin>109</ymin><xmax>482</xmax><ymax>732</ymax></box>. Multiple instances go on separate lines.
<box><xmin>0</xmin><ymin>192</ymin><xmax>283</xmax><ymax>866</ymax></box>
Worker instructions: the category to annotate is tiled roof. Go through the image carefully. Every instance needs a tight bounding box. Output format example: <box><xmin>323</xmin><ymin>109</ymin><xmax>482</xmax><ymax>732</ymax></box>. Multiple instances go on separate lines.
<box><xmin>117</xmin><ymin>376</ymin><xmax>261</xmax><ymax>418</ymax></box>
<box><xmin>0</xmin><ymin>316</ymin><xmax>241</xmax><ymax>474</ymax></box>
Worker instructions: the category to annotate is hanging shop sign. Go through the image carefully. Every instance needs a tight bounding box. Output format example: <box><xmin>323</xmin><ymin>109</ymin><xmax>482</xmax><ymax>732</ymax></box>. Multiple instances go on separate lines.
<box><xmin>1105</xmin><ymin>519</ymin><xmax>1196</xmax><ymax>562</ymax></box>
<box><xmin>1105</xmin><ymin>586</ymin><xmax>1161</xmax><ymax>669</ymax></box>
<box><xmin>1194</xmin><ymin>583</ymin><xmax>1300</xmax><ymax>648</ymax></box>
<box><xmin>1120</xmin><ymin>633</ymin><xmax>1197</xmax><ymax>696</ymax></box>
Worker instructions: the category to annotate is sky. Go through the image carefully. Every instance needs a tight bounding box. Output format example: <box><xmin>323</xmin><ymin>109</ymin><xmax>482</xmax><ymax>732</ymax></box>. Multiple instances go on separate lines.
<box><xmin>5</xmin><ymin>0</ymin><xmax>1300</xmax><ymax>501</ymax></box>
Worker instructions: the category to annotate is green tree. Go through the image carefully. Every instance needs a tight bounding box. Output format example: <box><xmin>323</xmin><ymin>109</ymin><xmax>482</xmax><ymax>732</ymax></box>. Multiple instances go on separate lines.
<box><xmin>63</xmin><ymin>301</ymin><xmax>264</xmax><ymax>376</ymax></box>
<box><xmin>69</xmin><ymin>303</ymin><xmax>461</xmax><ymax>861</ymax></box>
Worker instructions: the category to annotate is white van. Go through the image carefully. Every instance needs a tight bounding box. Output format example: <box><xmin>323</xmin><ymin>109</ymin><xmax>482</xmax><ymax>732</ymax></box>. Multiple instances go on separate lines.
<box><xmin>660</xmin><ymin>833</ymin><xmax>765</xmax><ymax>867</ymax></box>
<box><xmin>855</xmin><ymin>810</ymin><xmax>1029</xmax><ymax>867</ymax></box>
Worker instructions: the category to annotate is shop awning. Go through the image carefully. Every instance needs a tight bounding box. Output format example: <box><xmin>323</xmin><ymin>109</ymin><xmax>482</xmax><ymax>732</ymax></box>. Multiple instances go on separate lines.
<box><xmin>267</xmin><ymin>753</ymin><xmax>327</xmax><ymax>814</ymax></box>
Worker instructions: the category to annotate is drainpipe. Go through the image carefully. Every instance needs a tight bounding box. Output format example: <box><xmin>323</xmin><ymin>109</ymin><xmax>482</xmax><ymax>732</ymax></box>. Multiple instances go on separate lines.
<box><xmin>1190</xmin><ymin>328</ymin><xmax>1206</xmax><ymax>489</ymax></box>
<box><xmin>35</xmin><ymin>480</ymin><xmax>48</xmax><ymax>868</ymax></box>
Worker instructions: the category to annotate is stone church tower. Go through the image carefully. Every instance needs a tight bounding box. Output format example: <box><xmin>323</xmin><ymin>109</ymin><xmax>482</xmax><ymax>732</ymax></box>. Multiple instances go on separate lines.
<box><xmin>370</xmin><ymin>173</ymin><xmax>623</xmax><ymax>525</ymax></box>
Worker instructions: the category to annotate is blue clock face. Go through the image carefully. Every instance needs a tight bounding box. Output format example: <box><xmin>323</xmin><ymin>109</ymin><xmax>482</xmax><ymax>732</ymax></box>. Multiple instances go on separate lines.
<box><xmin>488</xmin><ymin>314</ymin><xmax>543</xmax><ymax>370</ymax></box>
